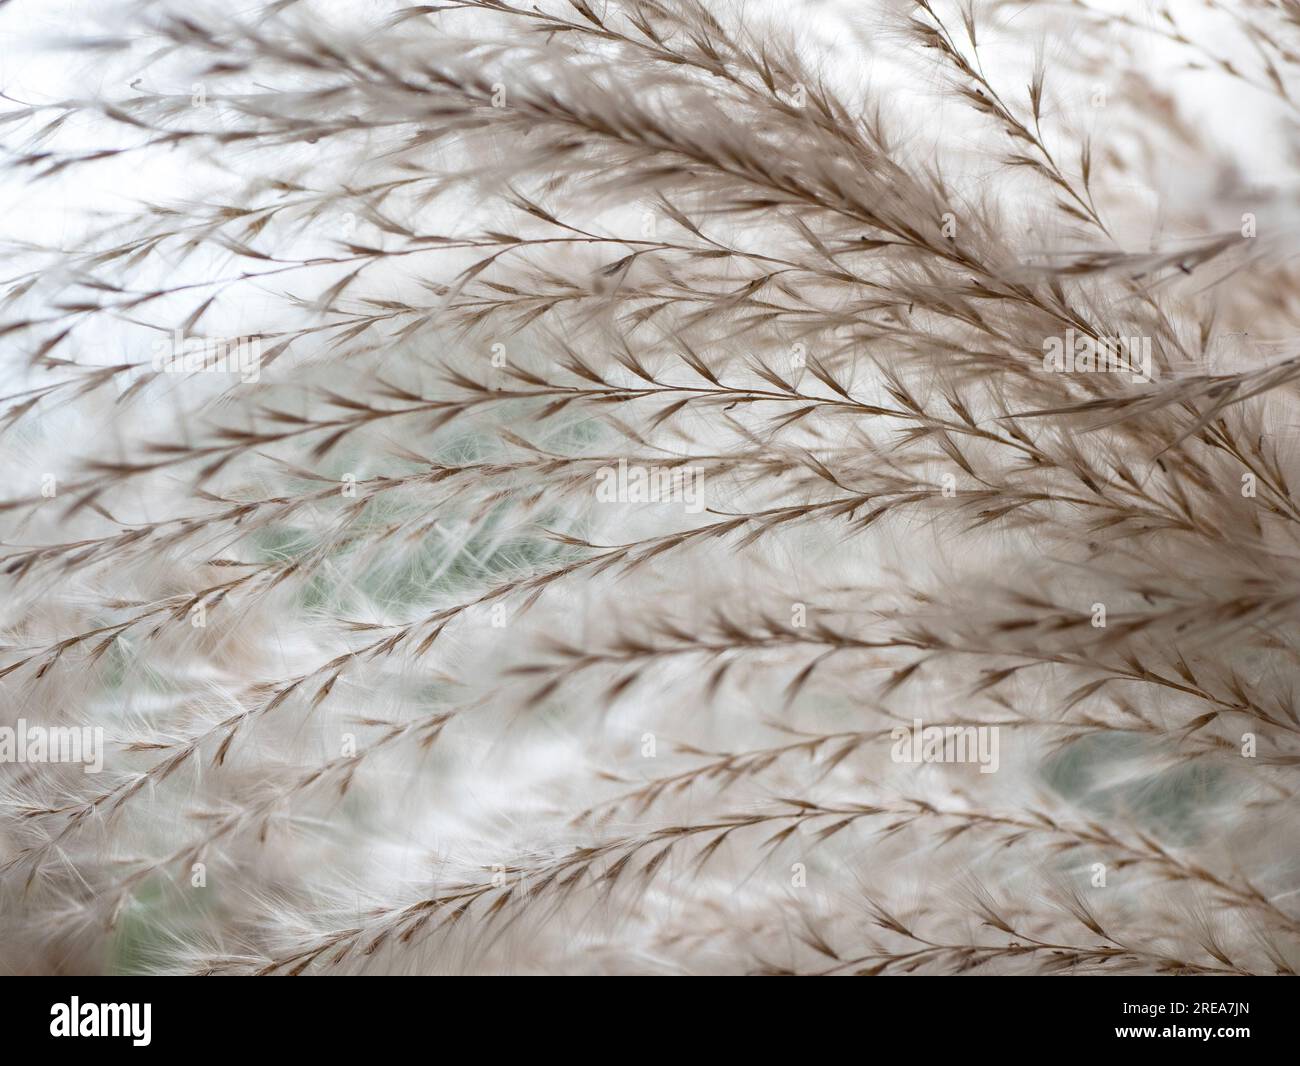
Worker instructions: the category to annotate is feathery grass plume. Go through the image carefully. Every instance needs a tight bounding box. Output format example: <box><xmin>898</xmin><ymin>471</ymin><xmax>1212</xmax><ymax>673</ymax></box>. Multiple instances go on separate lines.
<box><xmin>0</xmin><ymin>0</ymin><xmax>1297</xmax><ymax>975</ymax></box>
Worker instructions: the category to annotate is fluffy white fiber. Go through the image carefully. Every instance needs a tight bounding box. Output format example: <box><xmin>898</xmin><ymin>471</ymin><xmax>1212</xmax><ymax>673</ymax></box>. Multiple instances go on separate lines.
<box><xmin>1</xmin><ymin>0</ymin><xmax>1299</xmax><ymax>975</ymax></box>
